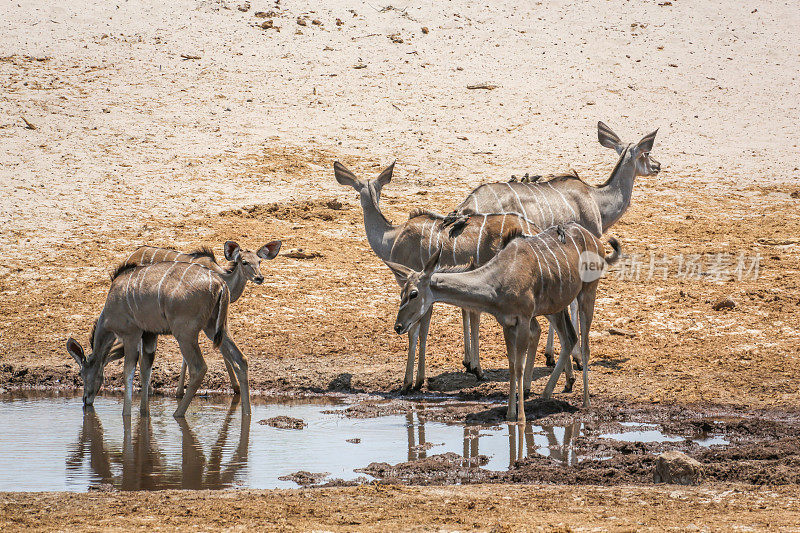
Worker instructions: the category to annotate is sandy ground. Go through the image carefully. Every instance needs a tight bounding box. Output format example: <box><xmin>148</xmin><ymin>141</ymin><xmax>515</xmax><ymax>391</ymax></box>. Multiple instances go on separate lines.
<box><xmin>2</xmin><ymin>0</ymin><xmax>800</xmax><ymax>529</ymax></box>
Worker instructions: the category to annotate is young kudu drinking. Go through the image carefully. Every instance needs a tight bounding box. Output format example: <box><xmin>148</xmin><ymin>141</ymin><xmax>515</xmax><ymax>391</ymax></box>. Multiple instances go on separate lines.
<box><xmin>334</xmin><ymin>161</ymin><xmax>541</xmax><ymax>390</ymax></box>
<box><xmin>386</xmin><ymin>223</ymin><xmax>620</xmax><ymax>421</ymax></box>
<box><xmin>444</xmin><ymin>122</ymin><xmax>659</xmax><ymax>366</ymax></box>
<box><xmin>67</xmin><ymin>260</ymin><xmax>251</xmax><ymax>418</ymax></box>
<box><xmin>119</xmin><ymin>240</ymin><xmax>281</xmax><ymax>397</ymax></box>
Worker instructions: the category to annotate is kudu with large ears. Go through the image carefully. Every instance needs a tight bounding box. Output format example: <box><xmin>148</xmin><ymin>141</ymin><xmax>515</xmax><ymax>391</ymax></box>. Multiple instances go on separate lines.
<box><xmin>442</xmin><ymin>121</ymin><xmax>659</xmax><ymax>368</ymax></box>
<box><xmin>335</xmin><ymin>160</ymin><xmax>549</xmax><ymax>391</ymax></box>
<box><xmin>112</xmin><ymin>239</ymin><xmax>282</xmax><ymax>399</ymax></box>
<box><xmin>68</xmin><ymin>260</ymin><xmax>253</xmax><ymax>418</ymax></box>
<box><xmin>388</xmin><ymin>224</ymin><xmax>621</xmax><ymax>421</ymax></box>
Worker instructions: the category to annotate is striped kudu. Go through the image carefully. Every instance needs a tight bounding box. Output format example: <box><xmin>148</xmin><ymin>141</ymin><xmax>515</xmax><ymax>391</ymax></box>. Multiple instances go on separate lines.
<box><xmin>443</xmin><ymin>122</ymin><xmax>659</xmax><ymax>366</ymax></box>
<box><xmin>119</xmin><ymin>240</ymin><xmax>281</xmax><ymax>397</ymax></box>
<box><xmin>387</xmin><ymin>223</ymin><xmax>621</xmax><ymax>420</ymax></box>
<box><xmin>334</xmin><ymin>161</ymin><xmax>544</xmax><ymax>390</ymax></box>
<box><xmin>67</xmin><ymin>261</ymin><xmax>251</xmax><ymax>418</ymax></box>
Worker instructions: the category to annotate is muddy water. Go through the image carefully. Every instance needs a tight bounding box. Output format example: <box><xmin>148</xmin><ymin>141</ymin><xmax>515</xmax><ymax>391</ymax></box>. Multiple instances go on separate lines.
<box><xmin>0</xmin><ymin>391</ymin><xmax>725</xmax><ymax>491</ymax></box>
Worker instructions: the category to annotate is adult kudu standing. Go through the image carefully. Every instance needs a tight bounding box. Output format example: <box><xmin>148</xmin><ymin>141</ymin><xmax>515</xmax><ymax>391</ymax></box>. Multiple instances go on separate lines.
<box><xmin>335</xmin><ymin>161</ymin><xmax>544</xmax><ymax>390</ymax></box>
<box><xmin>387</xmin><ymin>223</ymin><xmax>621</xmax><ymax>421</ymax></box>
<box><xmin>118</xmin><ymin>240</ymin><xmax>281</xmax><ymax>398</ymax></box>
<box><xmin>443</xmin><ymin>122</ymin><xmax>660</xmax><ymax>366</ymax></box>
<box><xmin>67</xmin><ymin>260</ymin><xmax>252</xmax><ymax>418</ymax></box>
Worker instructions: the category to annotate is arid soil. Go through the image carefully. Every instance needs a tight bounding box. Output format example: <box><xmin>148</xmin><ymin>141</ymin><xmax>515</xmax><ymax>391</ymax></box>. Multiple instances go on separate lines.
<box><xmin>1</xmin><ymin>0</ymin><xmax>799</xmax><ymax>530</ymax></box>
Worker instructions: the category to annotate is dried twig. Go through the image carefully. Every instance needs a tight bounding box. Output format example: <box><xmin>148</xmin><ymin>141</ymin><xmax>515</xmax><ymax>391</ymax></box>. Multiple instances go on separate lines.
<box><xmin>180</xmin><ymin>54</ymin><xmax>201</xmax><ymax>60</ymax></box>
<box><xmin>21</xmin><ymin>116</ymin><xmax>36</xmax><ymax>130</ymax></box>
<box><xmin>466</xmin><ymin>83</ymin><xmax>499</xmax><ymax>90</ymax></box>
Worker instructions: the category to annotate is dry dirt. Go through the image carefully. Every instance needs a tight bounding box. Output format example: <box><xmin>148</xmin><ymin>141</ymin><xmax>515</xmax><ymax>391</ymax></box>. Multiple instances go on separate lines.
<box><xmin>1</xmin><ymin>0</ymin><xmax>800</xmax><ymax>530</ymax></box>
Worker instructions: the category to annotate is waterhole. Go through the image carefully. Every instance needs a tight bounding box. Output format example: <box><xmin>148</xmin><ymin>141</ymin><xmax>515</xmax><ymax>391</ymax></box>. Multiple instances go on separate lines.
<box><xmin>0</xmin><ymin>391</ymin><xmax>727</xmax><ymax>491</ymax></box>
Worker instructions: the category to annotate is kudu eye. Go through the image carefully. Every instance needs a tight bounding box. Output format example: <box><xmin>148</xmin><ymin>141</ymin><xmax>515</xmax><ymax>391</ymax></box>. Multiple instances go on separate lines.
<box><xmin>409</xmin><ymin>289</ymin><xmax>419</xmax><ymax>300</ymax></box>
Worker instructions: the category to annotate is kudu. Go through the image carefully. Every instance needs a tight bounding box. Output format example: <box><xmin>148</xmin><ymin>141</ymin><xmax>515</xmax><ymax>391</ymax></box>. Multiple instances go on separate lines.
<box><xmin>119</xmin><ymin>240</ymin><xmax>281</xmax><ymax>397</ymax></box>
<box><xmin>67</xmin><ymin>260</ymin><xmax>251</xmax><ymax>418</ymax></box>
<box><xmin>443</xmin><ymin>122</ymin><xmax>659</xmax><ymax>366</ymax></box>
<box><xmin>334</xmin><ymin>161</ymin><xmax>542</xmax><ymax>390</ymax></box>
<box><xmin>386</xmin><ymin>223</ymin><xmax>620</xmax><ymax>421</ymax></box>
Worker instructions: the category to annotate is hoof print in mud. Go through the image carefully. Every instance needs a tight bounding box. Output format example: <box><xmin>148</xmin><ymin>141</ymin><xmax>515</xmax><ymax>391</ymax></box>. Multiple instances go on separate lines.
<box><xmin>653</xmin><ymin>450</ymin><xmax>704</xmax><ymax>485</ymax></box>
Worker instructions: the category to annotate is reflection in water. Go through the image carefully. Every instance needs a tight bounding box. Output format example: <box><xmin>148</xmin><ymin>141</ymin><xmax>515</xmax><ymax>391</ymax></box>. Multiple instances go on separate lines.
<box><xmin>66</xmin><ymin>399</ymin><xmax>250</xmax><ymax>490</ymax></box>
<box><xmin>403</xmin><ymin>406</ymin><xmax>582</xmax><ymax>468</ymax></box>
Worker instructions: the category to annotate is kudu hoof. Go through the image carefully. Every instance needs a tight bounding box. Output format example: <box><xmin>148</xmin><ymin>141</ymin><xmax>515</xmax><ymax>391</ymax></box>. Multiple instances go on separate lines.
<box><xmin>572</xmin><ymin>359</ymin><xmax>583</xmax><ymax>371</ymax></box>
<box><xmin>412</xmin><ymin>382</ymin><xmax>424</xmax><ymax>391</ymax></box>
<box><xmin>545</xmin><ymin>354</ymin><xmax>556</xmax><ymax>367</ymax></box>
<box><xmin>563</xmin><ymin>377</ymin><xmax>576</xmax><ymax>393</ymax></box>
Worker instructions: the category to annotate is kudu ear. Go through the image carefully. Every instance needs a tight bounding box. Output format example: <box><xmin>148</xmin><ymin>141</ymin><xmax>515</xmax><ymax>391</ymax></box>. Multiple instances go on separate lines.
<box><xmin>636</xmin><ymin>129</ymin><xmax>658</xmax><ymax>153</ymax></box>
<box><xmin>333</xmin><ymin>161</ymin><xmax>363</xmax><ymax>190</ymax></box>
<box><xmin>374</xmin><ymin>161</ymin><xmax>395</xmax><ymax>190</ymax></box>
<box><xmin>422</xmin><ymin>247</ymin><xmax>442</xmax><ymax>277</ymax></box>
<box><xmin>67</xmin><ymin>337</ymin><xmax>85</xmax><ymax>368</ymax></box>
<box><xmin>224</xmin><ymin>241</ymin><xmax>241</xmax><ymax>262</ymax></box>
<box><xmin>257</xmin><ymin>240</ymin><xmax>282</xmax><ymax>260</ymax></box>
<box><xmin>597</xmin><ymin>121</ymin><xmax>623</xmax><ymax>153</ymax></box>
<box><xmin>384</xmin><ymin>260</ymin><xmax>414</xmax><ymax>286</ymax></box>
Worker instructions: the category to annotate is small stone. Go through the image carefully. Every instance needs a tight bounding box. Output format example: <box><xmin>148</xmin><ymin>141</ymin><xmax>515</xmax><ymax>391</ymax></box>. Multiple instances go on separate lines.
<box><xmin>254</xmin><ymin>11</ymin><xmax>269</xmax><ymax>18</ymax></box>
<box><xmin>711</xmin><ymin>297</ymin><xmax>736</xmax><ymax>311</ymax></box>
<box><xmin>336</xmin><ymin>18</ymin><xmax>343</xmax><ymax>26</ymax></box>
<box><xmin>609</xmin><ymin>327</ymin><xmax>636</xmax><ymax>338</ymax></box>
<box><xmin>296</xmin><ymin>17</ymin><xmax>306</xmax><ymax>26</ymax></box>
<box><xmin>261</xmin><ymin>19</ymin><xmax>273</xmax><ymax>29</ymax></box>
<box><xmin>388</xmin><ymin>33</ymin><xmax>404</xmax><ymax>44</ymax></box>
<box><xmin>790</xmin><ymin>191</ymin><xmax>799</xmax><ymax>199</ymax></box>
<box><xmin>259</xmin><ymin>416</ymin><xmax>306</xmax><ymax>430</ymax></box>
<box><xmin>237</xmin><ymin>2</ymin><xmax>250</xmax><ymax>12</ymax></box>
<box><xmin>653</xmin><ymin>451</ymin><xmax>703</xmax><ymax>485</ymax></box>
<box><xmin>346</xmin><ymin>438</ymin><xmax>361</xmax><ymax>444</ymax></box>
<box><xmin>311</xmin><ymin>19</ymin><xmax>322</xmax><ymax>26</ymax></box>
<box><xmin>421</xmin><ymin>26</ymin><xmax>429</xmax><ymax>34</ymax></box>
<box><xmin>283</xmin><ymin>248</ymin><xmax>322</xmax><ymax>259</ymax></box>
<box><xmin>278</xmin><ymin>471</ymin><xmax>329</xmax><ymax>485</ymax></box>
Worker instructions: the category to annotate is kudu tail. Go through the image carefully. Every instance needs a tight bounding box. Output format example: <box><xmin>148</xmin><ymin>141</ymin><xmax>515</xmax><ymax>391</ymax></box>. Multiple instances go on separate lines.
<box><xmin>211</xmin><ymin>285</ymin><xmax>230</xmax><ymax>350</ymax></box>
<box><xmin>605</xmin><ymin>237</ymin><xmax>621</xmax><ymax>266</ymax></box>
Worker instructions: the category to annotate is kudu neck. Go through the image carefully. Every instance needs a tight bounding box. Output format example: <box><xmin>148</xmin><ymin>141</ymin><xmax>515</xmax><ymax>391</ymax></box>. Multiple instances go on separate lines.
<box><xmin>218</xmin><ymin>265</ymin><xmax>247</xmax><ymax>303</ymax></box>
<box><xmin>591</xmin><ymin>148</ymin><xmax>636</xmax><ymax>233</ymax></box>
<box><xmin>359</xmin><ymin>185</ymin><xmax>399</xmax><ymax>261</ymax></box>
<box><xmin>430</xmin><ymin>269</ymin><xmax>499</xmax><ymax>314</ymax></box>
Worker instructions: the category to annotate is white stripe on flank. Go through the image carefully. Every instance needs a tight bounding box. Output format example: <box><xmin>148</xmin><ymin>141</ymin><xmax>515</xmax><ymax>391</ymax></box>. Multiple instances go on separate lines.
<box><xmin>171</xmin><ymin>264</ymin><xmax>194</xmax><ymax>296</ymax></box>
<box><xmin>526</xmin><ymin>240</ymin><xmax>544</xmax><ymax>299</ymax></box>
<box><xmin>141</xmin><ymin>248</ymin><xmax>152</xmax><ymax>264</ymax></box>
<box><xmin>535</xmin><ymin>233</ymin><xmax>562</xmax><ymax>280</ymax></box>
<box><xmin>472</xmin><ymin>195</ymin><xmax>479</xmax><ymax>213</ymax></box>
<box><xmin>428</xmin><ymin>221</ymin><xmax>436</xmax><ymax>256</ymax></box>
<box><xmin>506</xmin><ymin>183</ymin><xmax>530</xmax><ymax>221</ymax></box>
<box><xmin>124</xmin><ymin>267</ymin><xmax>136</xmax><ymax>317</ymax></box>
<box><xmin>476</xmin><ymin>215</ymin><xmax>487</xmax><ymax>264</ymax></box>
<box><xmin>532</xmin><ymin>186</ymin><xmax>555</xmax><ymax>226</ymax></box>
<box><xmin>521</xmin><ymin>184</ymin><xmax>546</xmax><ymax>226</ymax></box>
<box><xmin>420</xmin><ymin>220</ymin><xmax>431</xmax><ymax>264</ymax></box>
<box><xmin>488</xmin><ymin>185</ymin><xmax>503</xmax><ymax>212</ymax></box>
<box><xmin>156</xmin><ymin>262</ymin><xmax>179</xmax><ymax>311</ymax></box>
<box><xmin>547</xmin><ymin>182</ymin><xmax>577</xmax><ymax>218</ymax></box>
<box><xmin>452</xmin><ymin>234</ymin><xmax>459</xmax><ymax>264</ymax></box>
<box><xmin>499</xmin><ymin>214</ymin><xmax>506</xmax><ymax>237</ymax></box>
<box><xmin>208</xmin><ymin>270</ymin><xmax>213</xmax><ymax>293</ymax></box>
<box><xmin>124</xmin><ymin>248</ymin><xmax>139</xmax><ymax>264</ymax></box>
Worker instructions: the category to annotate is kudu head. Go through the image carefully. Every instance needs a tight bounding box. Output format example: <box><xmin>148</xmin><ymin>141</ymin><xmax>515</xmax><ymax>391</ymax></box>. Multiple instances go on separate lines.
<box><xmin>66</xmin><ymin>336</ymin><xmax>105</xmax><ymax>406</ymax></box>
<box><xmin>224</xmin><ymin>240</ymin><xmax>282</xmax><ymax>285</ymax></box>
<box><xmin>333</xmin><ymin>161</ymin><xmax>395</xmax><ymax>206</ymax></box>
<box><xmin>385</xmin><ymin>249</ymin><xmax>441</xmax><ymax>335</ymax></box>
<box><xmin>598</xmin><ymin>121</ymin><xmax>661</xmax><ymax>177</ymax></box>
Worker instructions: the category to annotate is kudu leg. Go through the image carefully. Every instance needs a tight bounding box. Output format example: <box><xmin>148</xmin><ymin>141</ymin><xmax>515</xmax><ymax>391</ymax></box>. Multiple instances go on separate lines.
<box><xmin>177</xmin><ymin>362</ymin><xmax>186</xmax><ymax>399</ymax></box>
<box><xmin>413</xmin><ymin>307</ymin><xmax>433</xmax><ymax>390</ymax></box>
<box><xmin>468</xmin><ymin>311</ymin><xmax>484</xmax><ymax>380</ymax></box>
<box><xmin>577</xmin><ymin>287</ymin><xmax>597</xmax><ymax>408</ymax></box>
<box><xmin>402</xmin><ymin>322</ymin><xmax>420</xmax><ymax>392</ymax></box>
<box><xmin>502</xmin><ymin>320</ymin><xmax>529</xmax><ymax>422</ymax></box>
<box><xmin>173</xmin><ymin>336</ymin><xmax>207</xmax><ymax>418</ymax></box>
<box><xmin>542</xmin><ymin>310</ymin><xmax>578</xmax><ymax>400</ymax></box>
<box><xmin>138</xmin><ymin>332</ymin><xmax>158</xmax><ymax>417</ymax></box>
<box><xmin>569</xmin><ymin>299</ymin><xmax>583</xmax><ymax>370</ymax></box>
<box><xmin>198</xmin><ymin>330</ymin><xmax>240</xmax><ymax>396</ymax></box>
<box><xmin>216</xmin><ymin>332</ymin><xmax>251</xmax><ymax>416</ymax></box>
<box><xmin>523</xmin><ymin>318</ymin><xmax>542</xmax><ymax>396</ymax></box>
<box><xmin>461</xmin><ymin>309</ymin><xmax>472</xmax><ymax>372</ymax></box>
<box><xmin>543</xmin><ymin>325</ymin><xmax>556</xmax><ymax>367</ymax></box>
<box><xmin>121</xmin><ymin>334</ymin><xmax>142</xmax><ymax>418</ymax></box>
